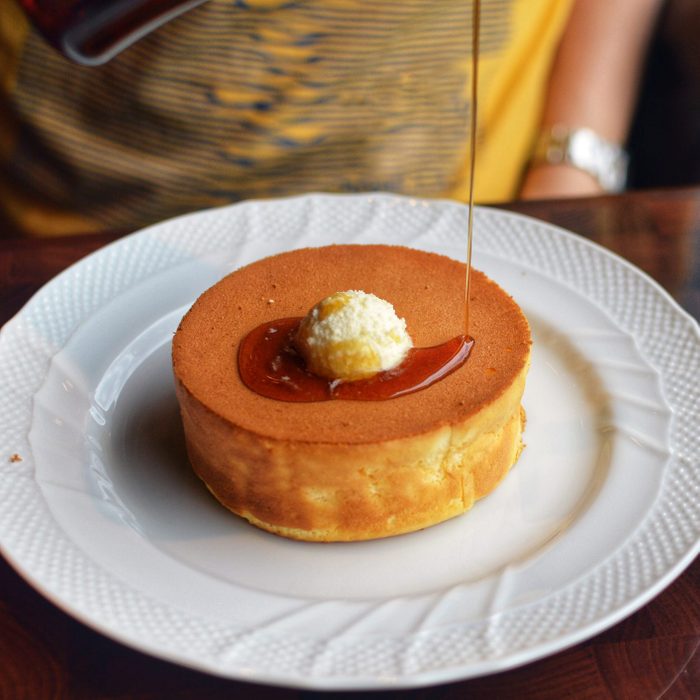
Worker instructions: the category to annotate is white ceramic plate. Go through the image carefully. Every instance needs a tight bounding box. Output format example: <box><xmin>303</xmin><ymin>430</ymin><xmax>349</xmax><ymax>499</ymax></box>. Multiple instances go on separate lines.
<box><xmin>1</xmin><ymin>193</ymin><xmax>698</xmax><ymax>690</ymax></box>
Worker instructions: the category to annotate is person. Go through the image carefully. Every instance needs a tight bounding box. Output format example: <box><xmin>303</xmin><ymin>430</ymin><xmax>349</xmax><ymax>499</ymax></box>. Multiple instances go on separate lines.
<box><xmin>522</xmin><ymin>0</ymin><xmax>663</xmax><ymax>199</ymax></box>
<box><xmin>0</xmin><ymin>0</ymin><xmax>662</xmax><ymax>238</ymax></box>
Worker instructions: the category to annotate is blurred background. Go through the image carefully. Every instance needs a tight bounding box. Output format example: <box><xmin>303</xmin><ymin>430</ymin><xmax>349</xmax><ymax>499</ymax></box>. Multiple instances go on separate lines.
<box><xmin>627</xmin><ymin>0</ymin><xmax>700</xmax><ymax>190</ymax></box>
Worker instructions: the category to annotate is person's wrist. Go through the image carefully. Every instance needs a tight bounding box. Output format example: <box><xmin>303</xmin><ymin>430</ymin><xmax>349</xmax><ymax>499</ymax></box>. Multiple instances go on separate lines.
<box><xmin>520</xmin><ymin>161</ymin><xmax>604</xmax><ymax>200</ymax></box>
<box><xmin>530</xmin><ymin>124</ymin><xmax>628</xmax><ymax>193</ymax></box>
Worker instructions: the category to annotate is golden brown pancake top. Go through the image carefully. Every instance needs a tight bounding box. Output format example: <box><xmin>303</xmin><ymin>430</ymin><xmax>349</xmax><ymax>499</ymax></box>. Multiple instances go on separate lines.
<box><xmin>172</xmin><ymin>245</ymin><xmax>530</xmax><ymax>444</ymax></box>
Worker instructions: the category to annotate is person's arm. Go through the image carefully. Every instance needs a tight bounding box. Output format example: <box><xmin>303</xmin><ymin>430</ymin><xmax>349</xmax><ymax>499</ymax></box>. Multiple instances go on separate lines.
<box><xmin>520</xmin><ymin>0</ymin><xmax>663</xmax><ymax>199</ymax></box>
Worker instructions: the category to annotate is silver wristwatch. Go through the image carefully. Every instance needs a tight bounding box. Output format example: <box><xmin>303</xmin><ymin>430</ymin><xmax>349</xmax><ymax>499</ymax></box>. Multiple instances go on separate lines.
<box><xmin>532</xmin><ymin>125</ymin><xmax>629</xmax><ymax>193</ymax></box>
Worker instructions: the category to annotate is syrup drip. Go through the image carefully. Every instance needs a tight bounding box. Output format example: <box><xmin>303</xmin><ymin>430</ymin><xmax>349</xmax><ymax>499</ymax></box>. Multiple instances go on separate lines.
<box><xmin>238</xmin><ymin>318</ymin><xmax>473</xmax><ymax>403</ymax></box>
<box><xmin>237</xmin><ymin>3</ymin><xmax>480</xmax><ymax>403</ymax></box>
<box><xmin>465</xmin><ymin>0</ymin><xmax>480</xmax><ymax>336</ymax></box>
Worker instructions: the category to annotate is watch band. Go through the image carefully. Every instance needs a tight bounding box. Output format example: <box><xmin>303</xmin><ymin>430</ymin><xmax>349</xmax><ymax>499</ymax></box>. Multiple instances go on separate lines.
<box><xmin>531</xmin><ymin>124</ymin><xmax>629</xmax><ymax>193</ymax></box>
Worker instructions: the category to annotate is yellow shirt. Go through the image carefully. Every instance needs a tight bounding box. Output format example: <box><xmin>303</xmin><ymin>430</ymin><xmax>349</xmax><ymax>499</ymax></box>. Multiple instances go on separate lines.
<box><xmin>0</xmin><ymin>0</ymin><xmax>572</xmax><ymax>236</ymax></box>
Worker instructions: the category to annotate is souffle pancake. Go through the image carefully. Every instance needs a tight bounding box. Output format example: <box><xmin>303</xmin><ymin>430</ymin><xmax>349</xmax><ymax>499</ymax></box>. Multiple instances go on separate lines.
<box><xmin>172</xmin><ymin>244</ymin><xmax>531</xmax><ymax>541</ymax></box>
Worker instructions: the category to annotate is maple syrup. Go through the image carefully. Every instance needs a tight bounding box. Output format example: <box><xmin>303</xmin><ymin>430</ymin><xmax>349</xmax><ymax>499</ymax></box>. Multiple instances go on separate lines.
<box><xmin>238</xmin><ymin>1</ymin><xmax>481</xmax><ymax>402</ymax></box>
<box><xmin>238</xmin><ymin>317</ymin><xmax>473</xmax><ymax>403</ymax></box>
<box><xmin>464</xmin><ymin>0</ymin><xmax>480</xmax><ymax>336</ymax></box>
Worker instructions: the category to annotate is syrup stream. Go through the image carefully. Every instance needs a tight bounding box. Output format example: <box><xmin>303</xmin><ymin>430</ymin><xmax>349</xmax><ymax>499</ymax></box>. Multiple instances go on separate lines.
<box><xmin>465</xmin><ymin>0</ymin><xmax>480</xmax><ymax>336</ymax></box>
<box><xmin>237</xmin><ymin>5</ymin><xmax>481</xmax><ymax>402</ymax></box>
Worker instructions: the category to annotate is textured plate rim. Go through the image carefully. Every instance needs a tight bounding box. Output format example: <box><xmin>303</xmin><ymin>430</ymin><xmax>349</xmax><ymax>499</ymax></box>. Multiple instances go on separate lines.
<box><xmin>1</xmin><ymin>192</ymin><xmax>699</xmax><ymax>689</ymax></box>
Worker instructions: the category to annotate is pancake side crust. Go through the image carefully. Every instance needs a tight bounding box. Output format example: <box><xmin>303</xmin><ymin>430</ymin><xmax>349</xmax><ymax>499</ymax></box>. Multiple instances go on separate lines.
<box><xmin>174</xmin><ymin>360</ymin><xmax>528</xmax><ymax>542</ymax></box>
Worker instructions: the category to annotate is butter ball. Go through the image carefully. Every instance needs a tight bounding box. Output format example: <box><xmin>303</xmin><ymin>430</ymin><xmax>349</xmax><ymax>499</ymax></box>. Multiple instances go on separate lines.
<box><xmin>295</xmin><ymin>290</ymin><xmax>413</xmax><ymax>382</ymax></box>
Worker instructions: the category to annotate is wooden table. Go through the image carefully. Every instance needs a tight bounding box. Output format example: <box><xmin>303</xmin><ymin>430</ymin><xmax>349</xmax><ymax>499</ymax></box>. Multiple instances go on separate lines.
<box><xmin>1</xmin><ymin>188</ymin><xmax>699</xmax><ymax>699</ymax></box>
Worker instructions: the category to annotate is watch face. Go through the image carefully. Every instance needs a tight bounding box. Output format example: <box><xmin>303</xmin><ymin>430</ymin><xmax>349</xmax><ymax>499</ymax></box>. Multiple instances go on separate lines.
<box><xmin>535</xmin><ymin>126</ymin><xmax>628</xmax><ymax>192</ymax></box>
<box><xmin>569</xmin><ymin>129</ymin><xmax>598</xmax><ymax>168</ymax></box>
<box><xmin>568</xmin><ymin>128</ymin><xmax>627</xmax><ymax>193</ymax></box>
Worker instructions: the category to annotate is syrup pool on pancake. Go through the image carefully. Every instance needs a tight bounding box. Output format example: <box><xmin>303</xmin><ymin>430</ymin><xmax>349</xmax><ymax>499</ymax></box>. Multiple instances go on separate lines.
<box><xmin>238</xmin><ymin>289</ymin><xmax>474</xmax><ymax>402</ymax></box>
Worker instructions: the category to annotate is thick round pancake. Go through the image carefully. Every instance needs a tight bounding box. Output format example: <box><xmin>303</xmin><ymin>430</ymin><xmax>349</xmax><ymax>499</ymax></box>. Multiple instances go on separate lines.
<box><xmin>172</xmin><ymin>244</ymin><xmax>531</xmax><ymax>541</ymax></box>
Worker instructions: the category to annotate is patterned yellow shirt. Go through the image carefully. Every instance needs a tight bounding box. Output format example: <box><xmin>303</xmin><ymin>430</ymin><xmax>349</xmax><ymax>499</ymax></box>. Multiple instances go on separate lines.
<box><xmin>0</xmin><ymin>0</ymin><xmax>572</xmax><ymax>236</ymax></box>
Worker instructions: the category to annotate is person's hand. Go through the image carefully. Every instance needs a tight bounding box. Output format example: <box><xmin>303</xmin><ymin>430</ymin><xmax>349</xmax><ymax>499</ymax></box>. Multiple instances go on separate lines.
<box><xmin>519</xmin><ymin>163</ymin><xmax>604</xmax><ymax>200</ymax></box>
